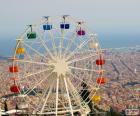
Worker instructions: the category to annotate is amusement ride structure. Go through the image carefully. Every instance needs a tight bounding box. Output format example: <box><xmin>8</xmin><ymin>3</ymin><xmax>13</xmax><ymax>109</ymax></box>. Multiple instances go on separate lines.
<box><xmin>1</xmin><ymin>15</ymin><xmax>106</xmax><ymax>115</ymax></box>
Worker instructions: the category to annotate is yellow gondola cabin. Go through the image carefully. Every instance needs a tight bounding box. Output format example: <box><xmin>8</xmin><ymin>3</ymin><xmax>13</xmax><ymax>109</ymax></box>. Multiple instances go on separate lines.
<box><xmin>16</xmin><ymin>48</ymin><xmax>25</xmax><ymax>54</ymax></box>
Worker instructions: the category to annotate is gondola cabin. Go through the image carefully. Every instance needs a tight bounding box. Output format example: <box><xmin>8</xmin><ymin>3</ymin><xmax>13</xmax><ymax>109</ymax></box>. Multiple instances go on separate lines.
<box><xmin>92</xmin><ymin>95</ymin><xmax>101</xmax><ymax>103</ymax></box>
<box><xmin>77</xmin><ymin>30</ymin><xmax>86</xmax><ymax>36</ymax></box>
<box><xmin>9</xmin><ymin>66</ymin><xmax>19</xmax><ymax>73</ymax></box>
<box><xmin>27</xmin><ymin>32</ymin><xmax>36</xmax><ymax>39</ymax></box>
<box><xmin>89</xmin><ymin>42</ymin><xmax>99</xmax><ymax>49</ymax></box>
<box><xmin>60</xmin><ymin>23</ymin><xmax>70</xmax><ymax>29</ymax></box>
<box><xmin>96</xmin><ymin>77</ymin><xmax>106</xmax><ymax>84</ymax></box>
<box><xmin>96</xmin><ymin>59</ymin><xmax>105</xmax><ymax>65</ymax></box>
<box><xmin>43</xmin><ymin>24</ymin><xmax>52</xmax><ymax>30</ymax></box>
<box><xmin>10</xmin><ymin>84</ymin><xmax>20</xmax><ymax>93</ymax></box>
<box><xmin>16</xmin><ymin>48</ymin><xmax>25</xmax><ymax>54</ymax></box>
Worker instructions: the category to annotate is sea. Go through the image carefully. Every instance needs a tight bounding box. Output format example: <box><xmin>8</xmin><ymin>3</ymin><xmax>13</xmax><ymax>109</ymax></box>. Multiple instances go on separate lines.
<box><xmin>0</xmin><ymin>35</ymin><xmax>140</xmax><ymax>58</ymax></box>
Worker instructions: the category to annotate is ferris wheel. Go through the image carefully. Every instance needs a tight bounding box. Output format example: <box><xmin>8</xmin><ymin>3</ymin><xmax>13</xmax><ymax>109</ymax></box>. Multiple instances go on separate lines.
<box><xmin>7</xmin><ymin>15</ymin><xmax>106</xmax><ymax>115</ymax></box>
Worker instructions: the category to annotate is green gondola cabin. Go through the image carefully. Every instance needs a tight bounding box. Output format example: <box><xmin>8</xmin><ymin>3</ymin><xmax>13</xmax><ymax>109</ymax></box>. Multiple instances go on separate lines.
<box><xmin>27</xmin><ymin>32</ymin><xmax>37</xmax><ymax>39</ymax></box>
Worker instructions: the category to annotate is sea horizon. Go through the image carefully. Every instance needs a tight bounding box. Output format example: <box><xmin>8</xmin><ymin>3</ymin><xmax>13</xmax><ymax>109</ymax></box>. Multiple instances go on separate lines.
<box><xmin>0</xmin><ymin>35</ymin><xmax>140</xmax><ymax>57</ymax></box>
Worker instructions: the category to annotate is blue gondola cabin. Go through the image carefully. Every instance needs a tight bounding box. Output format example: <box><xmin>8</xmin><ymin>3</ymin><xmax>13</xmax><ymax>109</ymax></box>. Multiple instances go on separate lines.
<box><xmin>60</xmin><ymin>23</ymin><xmax>70</xmax><ymax>29</ymax></box>
<box><xmin>43</xmin><ymin>24</ymin><xmax>52</xmax><ymax>30</ymax></box>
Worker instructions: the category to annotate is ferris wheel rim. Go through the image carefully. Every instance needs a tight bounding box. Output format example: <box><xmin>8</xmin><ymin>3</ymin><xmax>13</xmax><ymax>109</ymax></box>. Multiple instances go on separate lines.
<box><xmin>6</xmin><ymin>15</ymin><xmax>106</xmax><ymax>115</ymax></box>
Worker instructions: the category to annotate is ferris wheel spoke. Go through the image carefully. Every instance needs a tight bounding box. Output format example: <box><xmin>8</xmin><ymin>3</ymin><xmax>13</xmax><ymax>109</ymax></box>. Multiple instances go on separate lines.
<box><xmin>68</xmin><ymin>84</ymin><xmax>93</xmax><ymax>110</ymax></box>
<box><xmin>17</xmin><ymin>27</ymin><xmax>30</xmax><ymax>40</ymax></box>
<box><xmin>40</xmin><ymin>80</ymin><xmax>55</xmax><ymax>113</ymax></box>
<box><xmin>69</xmin><ymin>72</ymin><xmax>100</xmax><ymax>103</ymax></box>
<box><xmin>69</xmin><ymin>66</ymin><xmax>97</xmax><ymax>72</ymax></box>
<box><xmin>61</xmin><ymin>34</ymin><xmax>65</xmax><ymax>57</ymax></box>
<box><xmin>63</xmin><ymin>33</ymin><xmax>77</xmax><ymax>57</ymax></box>
<box><xmin>60</xmin><ymin>29</ymin><xmax>70</xmax><ymax>58</ymax></box>
<box><xmin>55</xmin><ymin>77</ymin><xmax>59</xmax><ymax>115</ymax></box>
<box><xmin>68</xmin><ymin>53</ymin><xmax>96</xmax><ymax>64</ymax></box>
<box><xmin>29</xmin><ymin>89</ymin><xmax>42</xmax><ymax>99</ymax></box>
<box><xmin>23</xmin><ymin>71</ymin><xmax>53</xmax><ymax>95</ymax></box>
<box><xmin>22</xmin><ymin>68</ymin><xmax>53</xmax><ymax>79</ymax></box>
<box><xmin>84</xmin><ymin>85</ymin><xmax>100</xmax><ymax>104</ymax></box>
<box><xmin>59</xmin><ymin>38</ymin><xmax>62</xmax><ymax>58</ymax></box>
<box><xmin>68</xmin><ymin>72</ymin><xmax>95</xmax><ymax>90</ymax></box>
<box><xmin>63</xmin><ymin>77</ymin><xmax>74</xmax><ymax>116</ymax></box>
<box><xmin>57</xmin><ymin>99</ymin><xmax>67</xmax><ymax>111</ymax></box>
<box><xmin>58</xmin><ymin>31</ymin><xmax>63</xmax><ymax>58</ymax></box>
<box><xmin>39</xmin><ymin>39</ymin><xmax>56</xmax><ymax>61</ymax></box>
<box><xmin>66</xmin><ymin>39</ymin><xmax>90</xmax><ymax>61</ymax></box>
<box><xmin>37</xmin><ymin>29</ymin><xmax>56</xmax><ymax>60</ymax></box>
<box><xmin>35</xmin><ymin>73</ymin><xmax>55</xmax><ymax>113</ymax></box>
<box><xmin>25</xmin><ymin>41</ymin><xmax>42</xmax><ymax>44</ymax></box>
<box><xmin>85</xmin><ymin>89</ymin><xmax>99</xmax><ymax>104</ymax></box>
<box><xmin>66</xmin><ymin>78</ymin><xmax>84</xmax><ymax>106</ymax></box>
<box><xmin>15</xmin><ymin>59</ymin><xmax>51</xmax><ymax>66</ymax></box>
<box><xmin>48</xmin><ymin>31</ymin><xmax>58</xmax><ymax>56</ymax></box>
<box><xmin>67</xmin><ymin>75</ymin><xmax>89</xmax><ymax>99</ymax></box>
<box><xmin>23</xmin><ymin>43</ymin><xmax>47</xmax><ymax>59</ymax></box>
<box><xmin>24</xmin><ymin>47</ymin><xmax>33</xmax><ymax>60</ymax></box>
<box><xmin>67</xmin><ymin>72</ymin><xmax>92</xmax><ymax>103</ymax></box>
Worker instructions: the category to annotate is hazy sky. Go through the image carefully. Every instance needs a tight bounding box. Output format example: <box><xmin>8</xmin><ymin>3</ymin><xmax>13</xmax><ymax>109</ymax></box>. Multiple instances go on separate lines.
<box><xmin>0</xmin><ymin>0</ymin><xmax>140</xmax><ymax>56</ymax></box>
<box><xmin>0</xmin><ymin>0</ymin><xmax>140</xmax><ymax>37</ymax></box>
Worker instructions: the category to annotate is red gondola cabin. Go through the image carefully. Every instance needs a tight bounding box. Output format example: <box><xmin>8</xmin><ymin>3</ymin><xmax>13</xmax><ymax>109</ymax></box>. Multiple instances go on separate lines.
<box><xmin>96</xmin><ymin>77</ymin><xmax>106</xmax><ymax>84</ymax></box>
<box><xmin>9</xmin><ymin>66</ymin><xmax>19</xmax><ymax>73</ymax></box>
<box><xmin>96</xmin><ymin>59</ymin><xmax>105</xmax><ymax>65</ymax></box>
<box><xmin>10</xmin><ymin>84</ymin><xmax>20</xmax><ymax>93</ymax></box>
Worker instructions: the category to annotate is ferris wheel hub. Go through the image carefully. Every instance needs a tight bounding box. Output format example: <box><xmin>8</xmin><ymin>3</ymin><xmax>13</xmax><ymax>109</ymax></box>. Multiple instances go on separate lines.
<box><xmin>51</xmin><ymin>57</ymin><xmax>69</xmax><ymax>77</ymax></box>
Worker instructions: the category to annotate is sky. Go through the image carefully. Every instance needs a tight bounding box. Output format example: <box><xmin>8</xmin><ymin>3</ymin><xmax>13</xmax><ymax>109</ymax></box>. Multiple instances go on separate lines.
<box><xmin>0</xmin><ymin>0</ymin><xmax>140</xmax><ymax>56</ymax></box>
